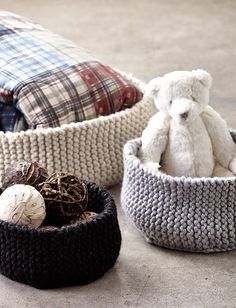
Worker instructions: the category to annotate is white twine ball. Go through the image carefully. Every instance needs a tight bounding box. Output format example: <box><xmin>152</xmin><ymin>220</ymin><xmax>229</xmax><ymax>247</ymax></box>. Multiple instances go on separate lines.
<box><xmin>0</xmin><ymin>184</ymin><xmax>46</xmax><ymax>228</ymax></box>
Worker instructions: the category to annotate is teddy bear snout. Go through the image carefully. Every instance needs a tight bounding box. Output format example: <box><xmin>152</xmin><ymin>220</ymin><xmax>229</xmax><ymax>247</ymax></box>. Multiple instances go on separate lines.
<box><xmin>170</xmin><ymin>98</ymin><xmax>192</xmax><ymax>123</ymax></box>
<box><xmin>180</xmin><ymin>111</ymin><xmax>189</xmax><ymax>120</ymax></box>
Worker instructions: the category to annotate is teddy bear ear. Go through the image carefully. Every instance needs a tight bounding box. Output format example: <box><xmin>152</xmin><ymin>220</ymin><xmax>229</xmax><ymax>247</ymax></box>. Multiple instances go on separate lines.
<box><xmin>192</xmin><ymin>69</ymin><xmax>212</xmax><ymax>89</ymax></box>
<box><xmin>145</xmin><ymin>77</ymin><xmax>162</xmax><ymax>97</ymax></box>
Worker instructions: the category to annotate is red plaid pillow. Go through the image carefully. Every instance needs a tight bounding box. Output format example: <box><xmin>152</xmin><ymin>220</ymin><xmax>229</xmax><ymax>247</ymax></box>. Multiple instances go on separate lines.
<box><xmin>17</xmin><ymin>62</ymin><xmax>143</xmax><ymax>129</ymax></box>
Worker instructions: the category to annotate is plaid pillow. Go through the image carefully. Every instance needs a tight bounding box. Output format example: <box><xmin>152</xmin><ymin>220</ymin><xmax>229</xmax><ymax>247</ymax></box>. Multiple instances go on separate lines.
<box><xmin>0</xmin><ymin>103</ymin><xmax>27</xmax><ymax>132</ymax></box>
<box><xmin>0</xmin><ymin>11</ymin><xmax>143</xmax><ymax>132</ymax></box>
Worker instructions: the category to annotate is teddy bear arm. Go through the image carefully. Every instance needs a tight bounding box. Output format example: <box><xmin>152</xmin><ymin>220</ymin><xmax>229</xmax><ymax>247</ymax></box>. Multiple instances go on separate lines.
<box><xmin>201</xmin><ymin>106</ymin><xmax>236</xmax><ymax>171</ymax></box>
<box><xmin>140</xmin><ymin>111</ymin><xmax>170</xmax><ymax>166</ymax></box>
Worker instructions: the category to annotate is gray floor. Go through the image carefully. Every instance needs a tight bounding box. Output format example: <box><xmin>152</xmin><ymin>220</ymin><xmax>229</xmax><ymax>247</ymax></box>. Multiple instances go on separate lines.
<box><xmin>0</xmin><ymin>1</ymin><xmax>236</xmax><ymax>307</ymax></box>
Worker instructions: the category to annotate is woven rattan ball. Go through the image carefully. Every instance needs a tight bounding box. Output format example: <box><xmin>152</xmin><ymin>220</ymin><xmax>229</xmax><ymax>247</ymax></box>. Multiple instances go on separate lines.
<box><xmin>77</xmin><ymin>211</ymin><xmax>98</xmax><ymax>222</ymax></box>
<box><xmin>2</xmin><ymin>161</ymin><xmax>48</xmax><ymax>190</ymax></box>
<box><xmin>39</xmin><ymin>172</ymin><xmax>88</xmax><ymax>226</ymax></box>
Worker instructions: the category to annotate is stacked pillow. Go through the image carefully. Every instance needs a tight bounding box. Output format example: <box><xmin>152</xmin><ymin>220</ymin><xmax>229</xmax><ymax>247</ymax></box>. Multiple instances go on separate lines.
<box><xmin>0</xmin><ymin>11</ymin><xmax>142</xmax><ymax>132</ymax></box>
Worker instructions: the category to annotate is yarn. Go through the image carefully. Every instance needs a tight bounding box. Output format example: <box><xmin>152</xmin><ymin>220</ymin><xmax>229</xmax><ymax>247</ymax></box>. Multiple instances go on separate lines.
<box><xmin>0</xmin><ymin>184</ymin><xmax>46</xmax><ymax>228</ymax></box>
<box><xmin>121</xmin><ymin>136</ymin><xmax>236</xmax><ymax>253</ymax></box>
<box><xmin>0</xmin><ymin>181</ymin><xmax>121</xmax><ymax>288</ymax></box>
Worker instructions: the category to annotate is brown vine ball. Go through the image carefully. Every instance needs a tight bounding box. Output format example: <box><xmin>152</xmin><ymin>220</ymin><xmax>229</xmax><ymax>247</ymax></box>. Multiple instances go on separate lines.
<box><xmin>77</xmin><ymin>211</ymin><xmax>98</xmax><ymax>222</ymax></box>
<box><xmin>2</xmin><ymin>161</ymin><xmax>48</xmax><ymax>191</ymax></box>
<box><xmin>39</xmin><ymin>172</ymin><xmax>88</xmax><ymax>226</ymax></box>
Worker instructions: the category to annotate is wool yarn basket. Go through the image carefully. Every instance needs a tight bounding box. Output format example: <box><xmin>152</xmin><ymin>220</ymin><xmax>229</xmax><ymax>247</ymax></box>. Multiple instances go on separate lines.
<box><xmin>0</xmin><ymin>73</ymin><xmax>156</xmax><ymax>187</ymax></box>
<box><xmin>121</xmin><ymin>132</ymin><xmax>236</xmax><ymax>253</ymax></box>
<box><xmin>0</xmin><ymin>181</ymin><xmax>121</xmax><ymax>288</ymax></box>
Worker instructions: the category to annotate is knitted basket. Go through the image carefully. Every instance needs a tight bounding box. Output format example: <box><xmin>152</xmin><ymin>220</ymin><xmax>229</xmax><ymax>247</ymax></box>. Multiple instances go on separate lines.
<box><xmin>0</xmin><ymin>181</ymin><xmax>121</xmax><ymax>288</ymax></box>
<box><xmin>121</xmin><ymin>133</ymin><xmax>236</xmax><ymax>253</ymax></box>
<box><xmin>0</xmin><ymin>73</ymin><xmax>156</xmax><ymax>187</ymax></box>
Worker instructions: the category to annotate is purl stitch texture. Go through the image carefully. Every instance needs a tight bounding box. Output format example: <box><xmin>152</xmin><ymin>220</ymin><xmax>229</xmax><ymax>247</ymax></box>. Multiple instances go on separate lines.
<box><xmin>0</xmin><ymin>181</ymin><xmax>121</xmax><ymax>288</ymax></box>
<box><xmin>121</xmin><ymin>133</ymin><xmax>236</xmax><ymax>253</ymax></box>
<box><xmin>0</xmin><ymin>73</ymin><xmax>156</xmax><ymax>187</ymax></box>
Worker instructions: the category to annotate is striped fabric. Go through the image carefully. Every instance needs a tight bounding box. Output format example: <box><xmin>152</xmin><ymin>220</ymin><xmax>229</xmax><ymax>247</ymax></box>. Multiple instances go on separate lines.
<box><xmin>0</xmin><ymin>11</ymin><xmax>143</xmax><ymax>132</ymax></box>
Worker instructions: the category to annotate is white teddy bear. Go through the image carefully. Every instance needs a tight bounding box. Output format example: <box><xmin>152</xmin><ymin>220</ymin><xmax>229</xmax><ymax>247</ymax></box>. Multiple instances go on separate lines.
<box><xmin>139</xmin><ymin>69</ymin><xmax>236</xmax><ymax>177</ymax></box>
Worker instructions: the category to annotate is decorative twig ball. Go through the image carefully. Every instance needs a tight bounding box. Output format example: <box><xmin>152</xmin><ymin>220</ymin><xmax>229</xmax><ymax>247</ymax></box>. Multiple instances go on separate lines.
<box><xmin>0</xmin><ymin>184</ymin><xmax>46</xmax><ymax>228</ymax></box>
<box><xmin>39</xmin><ymin>172</ymin><xmax>88</xmax><ymax>226</ymax></box>
<box><xmin>2</xmin><ymin>161</ymin><xmax>48</xmax><ymax>190</ymax></box>
<box><xmin>77</xmin><ymin>211</ymin><xmax>98</xmax><ymax>222</ymax></box>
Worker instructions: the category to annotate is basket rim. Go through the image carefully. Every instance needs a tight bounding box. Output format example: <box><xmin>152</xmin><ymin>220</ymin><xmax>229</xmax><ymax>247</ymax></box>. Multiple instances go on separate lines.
<box><xmin>124</xmin><ymin>133</ymin><xmax>236</xmax><ymax>185</ymax></box>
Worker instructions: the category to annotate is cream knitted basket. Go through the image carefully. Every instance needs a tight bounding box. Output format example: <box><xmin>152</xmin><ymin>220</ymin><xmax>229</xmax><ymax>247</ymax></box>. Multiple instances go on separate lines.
<box><xmin>0</xmin><ymin>73</ymin><xmax>156</xmax><ymax>187</ymax></box>
<box><xmin>121</xmin><ymin>134</ymin><xmax>236</xmax><ymax>253</ymax></box>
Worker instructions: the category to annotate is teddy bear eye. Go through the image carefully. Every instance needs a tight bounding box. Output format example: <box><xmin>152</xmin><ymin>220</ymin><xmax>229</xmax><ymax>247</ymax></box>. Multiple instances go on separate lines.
<box><xmin>191</xmin><ymin>96</ymin><xmax>196</xmax><ymax>102</ymax></box>
<box><xmin>170</xmin><ymin>100</ymin><xmax>172</xmax><ymax>105</ymax></box>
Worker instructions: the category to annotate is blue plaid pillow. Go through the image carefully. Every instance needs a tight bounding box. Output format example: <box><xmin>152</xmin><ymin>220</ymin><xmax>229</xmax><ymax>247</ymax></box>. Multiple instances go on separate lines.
<box><xmin>0</xmin><ymin>103</ymin><xmax>27</xmax><ymax>132</ymax></box>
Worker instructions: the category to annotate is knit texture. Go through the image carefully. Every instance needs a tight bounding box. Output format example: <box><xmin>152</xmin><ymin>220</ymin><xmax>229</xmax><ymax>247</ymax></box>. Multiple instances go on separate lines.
<box><xmin>0</xmin><ymin>181</ymin><xmax>121</xmax><ymax>288</ymax></box>
<box><xmin>121</xmin><ymin>133</ymin><xmax>236</xmax><ymax>253</ymax></box>
<box><xmin>0</xmin><ymin>73</ymin><xmax>156</xmax><ymax>187</ymax></box>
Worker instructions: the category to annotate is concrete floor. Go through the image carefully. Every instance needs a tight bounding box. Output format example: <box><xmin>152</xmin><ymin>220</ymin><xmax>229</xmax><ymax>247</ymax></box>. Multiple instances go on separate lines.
<box><xmin>0</xmin><ymin>0</ymin><xmax>236</xmax><ymax>307</ymax></box>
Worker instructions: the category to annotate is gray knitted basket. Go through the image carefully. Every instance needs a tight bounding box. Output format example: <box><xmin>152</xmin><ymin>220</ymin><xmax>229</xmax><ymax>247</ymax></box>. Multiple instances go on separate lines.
<box><xmin>121</xmin><ymin>132</ymin><xmax>236</xmax><ymax>253</ymax></box>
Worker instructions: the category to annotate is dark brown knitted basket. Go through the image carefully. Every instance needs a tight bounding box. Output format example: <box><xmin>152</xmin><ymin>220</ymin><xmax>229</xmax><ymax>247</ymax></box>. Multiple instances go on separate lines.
<box><xmin>0</xmin><ymin>182</ymin><xmax>121</xmax><ymax>289</ymax></box>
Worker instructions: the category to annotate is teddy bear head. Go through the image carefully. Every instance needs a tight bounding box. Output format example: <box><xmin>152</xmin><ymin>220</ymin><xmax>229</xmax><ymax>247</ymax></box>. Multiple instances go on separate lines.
<box><xmin>146</xmin><ymin>69</ymin><xmax>212</xmax><ymax>125</ymax></box>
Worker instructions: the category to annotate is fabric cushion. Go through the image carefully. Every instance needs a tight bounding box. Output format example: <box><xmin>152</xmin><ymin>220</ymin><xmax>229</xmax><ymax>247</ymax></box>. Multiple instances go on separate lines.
<box><xmin>0</xmin><ymin>103</ymin><xmax>27</xmax><ymax>132</ymax></box>
<box><xmin>0</xmin><ymin>11</ymin><xmax>143</xmax><ymax>132</ymax></box>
